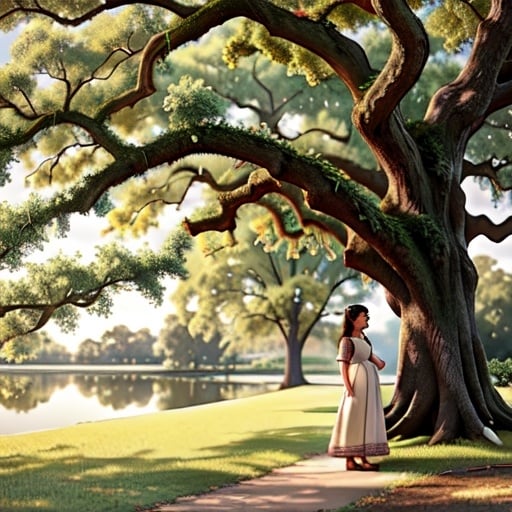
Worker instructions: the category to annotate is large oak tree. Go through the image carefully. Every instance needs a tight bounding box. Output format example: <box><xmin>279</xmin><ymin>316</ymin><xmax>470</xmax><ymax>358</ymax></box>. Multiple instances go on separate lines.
<box><xmin>1</xmin><ymin>0</ymin><xmax>512</xmax><ymax>445</ymax></box>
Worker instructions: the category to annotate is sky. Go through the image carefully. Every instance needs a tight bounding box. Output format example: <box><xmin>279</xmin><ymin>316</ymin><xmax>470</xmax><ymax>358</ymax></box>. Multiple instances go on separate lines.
<box><xmin>2</xmin><ymin>170</ymin><xmax>198</xmax><ymax>351</ymax></box>
<box><xmin>1</xmin><ymin>24</ymin><xmax>512</xmax><ymax>353</ymax></box>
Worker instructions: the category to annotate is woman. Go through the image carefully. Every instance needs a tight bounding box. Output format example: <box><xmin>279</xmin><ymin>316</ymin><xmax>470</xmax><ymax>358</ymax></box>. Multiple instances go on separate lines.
<box><xmin>327</xmin><ymin>304</ymin><xmax>389</xmax><ymax>471</ymax></box>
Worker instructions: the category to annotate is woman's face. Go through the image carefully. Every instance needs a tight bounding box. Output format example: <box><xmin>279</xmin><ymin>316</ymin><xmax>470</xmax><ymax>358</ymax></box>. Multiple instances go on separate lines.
<box><xmin>353</xmin><ymin>311</ymin><xmax>369</xmax><ymax>330</ymax></box>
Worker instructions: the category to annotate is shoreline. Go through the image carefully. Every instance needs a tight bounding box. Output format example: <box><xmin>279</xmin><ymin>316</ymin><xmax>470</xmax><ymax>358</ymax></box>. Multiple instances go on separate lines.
<box><xmin>0</xmin><ymin>363</ymin><xmax>396</xmax><ymax>384</ymax></box>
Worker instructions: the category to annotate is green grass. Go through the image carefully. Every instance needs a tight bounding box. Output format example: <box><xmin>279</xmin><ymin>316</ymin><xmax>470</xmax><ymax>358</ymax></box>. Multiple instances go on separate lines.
<box><xmin>380</xmin><ymin>386</ymin><xmax>512</xmax><ymax>474</ymax></box>
<box><xmin>0</xmin><ymin>385</ymin><xmax>511</xmax><ymax>511</ymax></box>
<box><xmin>0</xmin><ymin>385</ymin><xmax>339</xmax><ymax>511</ymax></box>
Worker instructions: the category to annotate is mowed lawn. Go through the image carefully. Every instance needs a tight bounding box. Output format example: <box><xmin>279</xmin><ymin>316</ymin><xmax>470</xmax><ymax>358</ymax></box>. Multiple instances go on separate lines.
<box><xmin>0</xmin><ymin>385</ymin><xmax>511</xmax><ymax>512</ymax></box>
<box><xmin>0</xmin><ymin>385</ymin><xmax>342</xmax><ymax>511</ymax></box>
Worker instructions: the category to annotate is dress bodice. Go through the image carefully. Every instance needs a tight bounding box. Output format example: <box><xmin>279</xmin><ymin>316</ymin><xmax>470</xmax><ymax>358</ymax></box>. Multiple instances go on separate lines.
<box><xmin>349</xmin><ymin>336</ymin><xmax>372</xmax><ymax>363</ymax></box>
<box><xmin>336</xmin><ymin>336</ymin><xmax>372</xmax><ymax>364</ymax></box>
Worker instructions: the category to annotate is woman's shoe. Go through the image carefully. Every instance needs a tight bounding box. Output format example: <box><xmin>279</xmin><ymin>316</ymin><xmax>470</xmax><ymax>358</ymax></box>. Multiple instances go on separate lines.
<box><xmin>346</xmin><ymin>459</ymin><xmax>363</xmax><ymax>471</ymax></box>
<box><xmin>360</xmin><ymin>462</ymin><xmax>380</xmax><ymax>471</ymax></box>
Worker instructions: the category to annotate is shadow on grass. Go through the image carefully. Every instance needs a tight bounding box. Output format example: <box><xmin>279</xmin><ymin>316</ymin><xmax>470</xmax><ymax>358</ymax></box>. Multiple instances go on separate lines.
<box><xmin>303</xmin><ymin>405</ymin><xmax>338</xmax><ymax>414</ymax></box>
<box><xmin>384</xmin><ymin>430</ymin><xmax>512</xmax><ymax>474</ymax></box>
<box><xmin>2</xmin><ymin>415</ymin><xmax>510</xmax><ymax>511</ymax></box>
<box><xmin>0</xmin><ymin>425</ymin><xmax>331</xmax><ymax>512</ymax></box>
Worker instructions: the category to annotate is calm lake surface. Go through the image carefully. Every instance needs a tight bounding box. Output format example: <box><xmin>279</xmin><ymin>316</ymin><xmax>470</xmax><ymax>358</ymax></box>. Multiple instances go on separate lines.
<box><xmin>0</xmin><ymin>365</ymin><xmax>281</xmax><ymax>435</ymax></box>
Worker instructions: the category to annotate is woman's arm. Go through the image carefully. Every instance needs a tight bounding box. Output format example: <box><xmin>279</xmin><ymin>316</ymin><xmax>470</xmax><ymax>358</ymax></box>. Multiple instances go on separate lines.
<box><xmin>370</xmin><ymin>353</ymin><xmax>386</xmax><ymax>371</ymax></box>
<box><xmin>342</xmin><ymin>361</ymin><xmax>354</xmax><ymax>396</ymax></box>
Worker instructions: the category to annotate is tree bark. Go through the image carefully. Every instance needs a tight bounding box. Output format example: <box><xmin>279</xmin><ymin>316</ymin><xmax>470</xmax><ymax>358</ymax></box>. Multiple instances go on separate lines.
<box><xmin>280</xmin><ymin>299</ymin><xmax>307</xmax><ymax>389</ymax></box>
<box><xmin>379</xmin><ymin>237</ymin><xmax>512</xmax><ymax>444</ymax></box>
<box><xmin>281</xmin><ymin>336</ymin><xmax>307</xmax><ymax>389</ymax></box>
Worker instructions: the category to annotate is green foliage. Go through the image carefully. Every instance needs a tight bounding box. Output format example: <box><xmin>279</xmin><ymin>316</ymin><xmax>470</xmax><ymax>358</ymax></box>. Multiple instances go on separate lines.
<box><xmin>1</xmin><ymin>6</ymin><xmax>169</xmax><ymax>188</ymax></box>
<box><xmin>155</xmin><ymin>313</ymin><xmax>228</xmax><ymax>369</ymax></box>
<box><xmin>0</xmin><ymin>333</ymin><xmax>40</xmax><ymax>363</ymax></box>
<box><xmin>0</xmin><ymin>194</ymin><xmax>51</xmax><ymax>270</ymax></box>
<box><xmin>224</xmin><ymin>19</ymin><xmax>333</xmax><ymax>86</ymax></box>
<box><xmin>53</xmin><ymin>214</ymin><xmax>71</xmax><ymax>238</ymax></box>
<box><xmin>172</xmin><ymin>201</ymin><xmax>369</xmax><ymax>364</ymax></box>
<box><xmin>474</xmin><ymin>255</ymin><xmax>512</xmax><ymax>359</ymax></box>
<box><xmin>92</xmin><ymin>192</ymin><xmax>113</xmax><ymax>217</ymax></box>
<box><xmin>407</xmin><ymin>121</ymin><xmax>449</xmax><ymax>178</ymax></box>
<box><xmin>0</xmin><ymin>331</ymin><xmax>69</xmax><ymax>363</ymax></box>
<box><xmin>488</xmin><ymin>358</ymin><xmax>512</xmax><ymax>387</ymax></box>
<box><xmin>74</xmin><ymin>325</ymin><xmax>159</xmax><ymax>364</ymax></box>
<box><xmin>163</xmin><ymin>76</ymin><xmax>227</xmax><ymax>128</ymax></box>
<box><xmin>0</xmin><ymin>144</ymin><xmax>14</xmax><ymax>186</ymax></box>
<box><xmin>0</xmin><ymin>227</ymin><xmax>191</xmax><ymax>343</ymax></box>
<box><xmin>425</xmin><ymin>0</ymin><xmax>490</xmax><ymax>52</ymax></box>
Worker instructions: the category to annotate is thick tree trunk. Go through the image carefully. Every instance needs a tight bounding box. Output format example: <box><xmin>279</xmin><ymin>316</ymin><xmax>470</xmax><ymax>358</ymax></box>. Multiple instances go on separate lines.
<box><xmin>280</xmin><ymin>305</ymin><xmax>307</xmax><ymax>389</ymax></box>
<box><xmin>384</xmin><ymin>251</ymin><xmax>512</xmax><ymax>444</ymax></box>
<box><xmin>280</xmin><ymin>285</ymin><xmax>308</xmax><ymax>388</ymax></box>
<box><xmin>281</xmin><ymin>336</ymin><xmax>307</xmax><ymax>389</ymax></box>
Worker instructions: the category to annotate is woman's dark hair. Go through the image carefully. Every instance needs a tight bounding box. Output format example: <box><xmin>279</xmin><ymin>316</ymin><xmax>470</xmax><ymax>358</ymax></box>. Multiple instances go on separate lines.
<box><xmin>340</xmin><ymin>304</ymin><xmax>368</xmax><ymax>338</ymax></box>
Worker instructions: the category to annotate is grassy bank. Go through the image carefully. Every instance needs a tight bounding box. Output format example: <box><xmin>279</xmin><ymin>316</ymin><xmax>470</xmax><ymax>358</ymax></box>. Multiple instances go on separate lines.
<box><xmin>0</xmin><ymin>385</ymin><xmax>511</xmax><ymax>511</ymax></box>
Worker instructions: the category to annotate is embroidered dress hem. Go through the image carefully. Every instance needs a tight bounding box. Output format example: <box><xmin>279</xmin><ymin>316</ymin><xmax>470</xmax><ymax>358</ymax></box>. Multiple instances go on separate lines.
<box><xmin>328</xmin><ymin>443</ymin><xmax>390</xmax><ymax>458</ymax></box>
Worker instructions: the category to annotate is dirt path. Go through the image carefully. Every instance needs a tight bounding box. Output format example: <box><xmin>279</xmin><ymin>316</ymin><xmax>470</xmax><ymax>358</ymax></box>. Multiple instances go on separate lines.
<box><xmin>353</xmin><ymin>466</ymin><xmax>512</xmax><ymax>511</ymax></box>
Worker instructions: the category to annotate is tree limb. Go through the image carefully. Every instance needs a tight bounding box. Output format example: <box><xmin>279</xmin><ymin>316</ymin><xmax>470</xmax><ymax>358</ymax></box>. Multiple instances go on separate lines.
<box><xmin>358</xmin><ymin>0</ymin><xmax>429</xmax><ymax>128</ymax></box>
<box><xmin>465</xmin><ymin>213</ymin><xmax>512</xmax><ymax>244</ymax></box>
<box><xmin>0</xmin><ymin>283</ymin><xmax>109</xmax><ymax>343</ymax></box>
<box><xmin>97</xmin><ymin>0</ymin><xmax>374</xmax><ymax>119</ymax></box>
<box><xmin>426</xmin><ymin>0</ymin><xmax>512</xmax><ymax>137</ymax></box>
<box><xmin>4</xmin><ymin>124</ymin><xmax>403</xmax><ymax>315</ymax></box>
<box><xmin>327</xmin><ymin>155</ymin><xmax>387</xmax><ymax>198</ymax></box>
<box><xmin>0</xmin><ymin>0</ymin><xmax>197</xmax><ymax>25</ymax></box>
<box><xmin>184</xmin><ymin>168</ymin><xmax>283</xmax><ymax>235</ymax></box>
<box><xmin>462</xmin><ymin>157</ymin><xmax>511</xmax><ymax>187</ymax></box>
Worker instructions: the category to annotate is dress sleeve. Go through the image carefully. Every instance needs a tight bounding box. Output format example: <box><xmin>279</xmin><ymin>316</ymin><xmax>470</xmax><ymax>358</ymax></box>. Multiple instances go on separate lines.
<box><xmin>336</xmin><ymin>337</ymin><xmax>354</xmax><ymax>363</ymax></box>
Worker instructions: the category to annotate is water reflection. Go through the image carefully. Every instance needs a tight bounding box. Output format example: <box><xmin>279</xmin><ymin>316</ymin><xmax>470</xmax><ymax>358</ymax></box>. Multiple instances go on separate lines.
<box><xmin>0</xmin><ymin>371</ymin><xmax>275</xmax><ymax>435</ymax></box>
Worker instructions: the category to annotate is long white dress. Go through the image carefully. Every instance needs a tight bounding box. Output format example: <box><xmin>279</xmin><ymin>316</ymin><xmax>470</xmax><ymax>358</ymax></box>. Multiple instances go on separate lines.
<box><xmin>328</xmin><ymin>336</ymin><xmax>389</xmax><ymax>457</ymax></box>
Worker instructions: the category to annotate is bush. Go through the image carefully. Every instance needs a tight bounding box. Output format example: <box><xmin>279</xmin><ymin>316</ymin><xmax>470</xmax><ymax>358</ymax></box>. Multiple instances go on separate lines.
<box><xmin>488</xmin><ymin>358</ymin><xmax>512</xmax><ymax>386</ymax></box>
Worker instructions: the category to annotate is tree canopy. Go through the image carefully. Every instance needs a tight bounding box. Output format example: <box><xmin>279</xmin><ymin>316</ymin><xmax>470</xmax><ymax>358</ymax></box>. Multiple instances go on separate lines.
<box><xmin>1</xmin><ymin>0</ymin><xmax>512</xmax><ymax>445</ymax></box>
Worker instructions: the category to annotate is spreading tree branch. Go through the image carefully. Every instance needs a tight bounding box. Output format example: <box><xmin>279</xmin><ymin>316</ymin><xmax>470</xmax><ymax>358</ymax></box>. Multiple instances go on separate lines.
<box><xmin>462</xmin><ymin>157</ymin><xmax>511</xmax><ymax>186</ymax></box>
<box><xmin>0</xmin><ymin>0</ymin><xmax>197</xmax><ymax>25</ymax></box>
<box><xmin>0</xmin><ymin>281</ymin><xmax>113</xmax><ymax>343</ymax></box>
<box><xmin>466</xmin><ymin>213</ymin><xmax>512</xmax><ymax>244</ymax></box>
<box><xmin>426</xmin><ymin>0</ymin><xmax>512</xmax><ymax>136</ymax></box>
<box><xmin>357</xmin><ymin>0</ymin><xmax>428</xmax><ymax>129</ymax></box>
<box><xmin>96</xmin><ymin>0</ymin><xmax>374</xmax><ymax>119</ymax></box>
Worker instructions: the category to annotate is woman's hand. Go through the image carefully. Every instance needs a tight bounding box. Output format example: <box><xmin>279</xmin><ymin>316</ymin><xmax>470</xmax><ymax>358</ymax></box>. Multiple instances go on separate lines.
<box><xmin>342</xmin><ymin>362</ymin><xmax>354</xmax><ymax>396</ymax></box>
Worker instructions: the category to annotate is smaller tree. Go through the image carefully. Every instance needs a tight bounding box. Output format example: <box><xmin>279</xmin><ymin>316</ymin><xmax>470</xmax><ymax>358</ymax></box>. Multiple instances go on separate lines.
<box><xmin>155</xmin><ymin>313</ymin><xmax>228</xmax><ymax>370</ymax></box>
<box><xmin>474</xmin><ymin>255</ymin><xmax>512</xmax><ymax>360</ymax></box>
<box><xmin>99</xmin><ymin>325</ymin><xmax>158</xmax><ymax>364</ymax></box>
<box><xmin>173</xmin><ymin>202</ymin><xmax>370</xmax><ymax>388</ymax></box>
<box><xmin>74</xmin><ymin>338</ymin><xmax>102</xmax><ymax>364</ymax></box>
<box><xmin>0</xmin><ymin>330</ymin><xmax>71</xmax><ymax>363</ymax></box>
<box><xmin>74</xmin><ymin>325</ymin><xmax>159</xmax><ymax>364</ymax></box>
<box><xmin>32</xmin><ymin>338</ymin><xmax>72</xmax><ymax>364</ymax></box>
